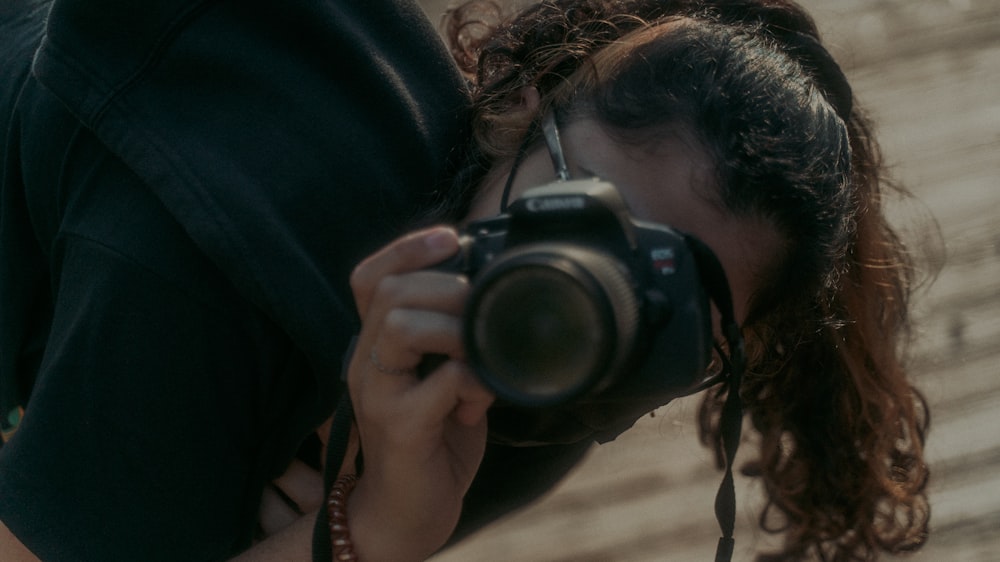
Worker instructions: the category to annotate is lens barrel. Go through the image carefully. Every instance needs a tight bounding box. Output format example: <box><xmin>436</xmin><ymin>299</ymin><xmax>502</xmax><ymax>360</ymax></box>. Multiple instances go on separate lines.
<box><xmin>465</xmin><ymin>244</ymin><xmax>640</xmax><ymax>406</ymax></box>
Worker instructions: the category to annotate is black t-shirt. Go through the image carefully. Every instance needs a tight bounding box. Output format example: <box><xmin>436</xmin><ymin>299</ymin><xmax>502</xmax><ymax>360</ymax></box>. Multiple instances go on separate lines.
<box><xmin>0</xmin><ymin>0</ymin><xmax>592</xmax><ymax>559</ymax></box>
<box><xmin>0</xmin><ymin>0</ymin><xmax>476</xmax><ymax>560</ymax></box>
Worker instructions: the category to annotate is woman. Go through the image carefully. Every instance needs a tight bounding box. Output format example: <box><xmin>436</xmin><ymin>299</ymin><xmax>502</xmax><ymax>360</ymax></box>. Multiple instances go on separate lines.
<box><xmin>0</xmin><ymin>1</ymin><xmax>928</xmax><ymax>561</ymax></box>
<box><xmin>293</xmin><ymin>1</ymin><xmax>930</xmax><ymax>561</ymax></box>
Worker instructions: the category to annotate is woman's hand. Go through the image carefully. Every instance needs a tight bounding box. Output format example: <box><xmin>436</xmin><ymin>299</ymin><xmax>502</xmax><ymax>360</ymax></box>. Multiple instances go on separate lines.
<box><xmin>345</xmin><ymin>226</ymin><xmax>495</xmax><ymax>561</ymax></box>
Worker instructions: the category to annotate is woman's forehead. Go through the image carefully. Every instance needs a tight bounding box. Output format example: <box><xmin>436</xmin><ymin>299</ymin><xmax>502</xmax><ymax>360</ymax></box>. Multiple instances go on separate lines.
<box><xmin>554</xmin><ymin>119</ymin><xmax>786</xmax><ymax>323</ymax></box>
<box><xmin>468</xmin><ymin>117</ymin><xmax>784</xmax><ymax>324</ymax></box>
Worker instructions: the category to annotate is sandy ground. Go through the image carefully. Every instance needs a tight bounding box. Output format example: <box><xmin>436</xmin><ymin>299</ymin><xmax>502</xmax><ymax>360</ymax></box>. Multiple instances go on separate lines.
<box><xmin>418</xmin><ymin>1</ymin><xmax>1000</xmax><ymax>560</ymax></box>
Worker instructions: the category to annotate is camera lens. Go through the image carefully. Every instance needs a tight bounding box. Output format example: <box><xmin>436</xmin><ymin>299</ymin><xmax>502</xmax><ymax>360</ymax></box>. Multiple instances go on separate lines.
<box><xmin>465</xmin><ymin>244</ymin><xmax>639</xmax><ymax>406</ymax></box>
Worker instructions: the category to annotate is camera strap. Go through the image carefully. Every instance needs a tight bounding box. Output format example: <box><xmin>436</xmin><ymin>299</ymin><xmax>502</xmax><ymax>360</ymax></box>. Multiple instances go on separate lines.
<box><xmin>684</xmin><ymin>236</ymin><xmax>746</xmax><ymax>562</ymax></box>
<box><xmin>713</xmin><ymin>335</ymin><xmax>745</xmax><ymax>562</ymax></box>
<box><xmin>312</xmin><ymin>338</ymin><xmax>363</xmax><ymax>562</ymax></box>
<box><xmin>312</xmin><ymin>390</ymin><xmax>355</xmax><ymax>561</ymax></box>
<box><xmin>499</xmin><ymin>117</ymin><xmax>545</xmax><ymax>213</ymax></box>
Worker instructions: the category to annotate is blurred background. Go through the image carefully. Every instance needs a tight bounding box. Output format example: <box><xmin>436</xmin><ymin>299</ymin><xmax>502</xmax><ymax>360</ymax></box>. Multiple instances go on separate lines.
<box><xmin>418</xmin><ymin>1</ymin><xmax>1000</xmax><ymax>559</ymax></box>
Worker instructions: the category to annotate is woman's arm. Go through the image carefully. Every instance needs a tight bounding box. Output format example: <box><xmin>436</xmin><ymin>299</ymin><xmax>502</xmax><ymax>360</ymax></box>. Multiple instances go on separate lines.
<box><xmin>232</xmin><ymin>513</ymin><xmax>316</xmax><ymax>562</ymax></box>
<box><xmin>0</xmin><ymin>520</ymin><xmax>40</xmax><ymax>562</ymax></box>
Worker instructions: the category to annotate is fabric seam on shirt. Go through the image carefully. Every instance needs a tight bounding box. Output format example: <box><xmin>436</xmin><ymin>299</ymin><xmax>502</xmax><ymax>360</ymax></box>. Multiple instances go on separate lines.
<box><xmin>55</xmin><ymin>229</ymin><xmax>255</xmax><ymax>326</ymax></box>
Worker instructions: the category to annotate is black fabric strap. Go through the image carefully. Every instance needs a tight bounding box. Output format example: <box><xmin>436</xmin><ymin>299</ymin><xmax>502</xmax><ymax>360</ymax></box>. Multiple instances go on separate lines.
<box><xmin>499</xmin><ymin>117</ymin><xmax>544</xmax><ymax>212</ymax></box>
<box><xmin>311</xmin><ymin>338</ymin><xmax>362</xmax><ymax>562</ymax></box>
<box><xmin>685</xmin><ymin>236</ymin><xmax>745</xmax><ymax>562</ymax></box>
<box><xmin>713</xmin><ymin>324</ymin><xmax>745</xmax><ymax>562</ymax></box>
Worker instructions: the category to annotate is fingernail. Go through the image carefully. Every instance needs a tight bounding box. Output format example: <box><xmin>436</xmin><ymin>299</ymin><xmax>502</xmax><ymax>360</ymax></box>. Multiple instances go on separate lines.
<box><xmin>425</xmin><ymin>228</ymin><xmax>456</xmax><ymax>251</ymax></box>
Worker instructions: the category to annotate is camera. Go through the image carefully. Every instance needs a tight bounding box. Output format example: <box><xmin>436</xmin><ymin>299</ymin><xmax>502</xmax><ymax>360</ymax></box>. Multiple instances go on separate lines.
<box><xmin>439</xmin><ymin>178</ymin><xmax>714</xmax><ymax>427</ymax></box>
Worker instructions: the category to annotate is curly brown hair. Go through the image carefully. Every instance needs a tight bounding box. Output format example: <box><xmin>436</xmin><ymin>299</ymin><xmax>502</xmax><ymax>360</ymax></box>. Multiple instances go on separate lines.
<box><xmin>440</xmin><ymin>1</ymin><xmax>930</xmax><ymax>560</ymax></box>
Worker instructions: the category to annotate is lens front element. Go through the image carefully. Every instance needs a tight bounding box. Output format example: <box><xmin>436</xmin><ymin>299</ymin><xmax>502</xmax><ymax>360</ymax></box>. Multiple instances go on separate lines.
<box><xmin>466</xmin><ymin>245</ymin><xmax>639</xmax><ymax>406</ymax></box>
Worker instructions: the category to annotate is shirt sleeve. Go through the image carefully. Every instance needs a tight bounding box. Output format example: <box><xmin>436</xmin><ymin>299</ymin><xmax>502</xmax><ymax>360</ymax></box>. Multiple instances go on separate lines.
<box><xmin>0</xmin><ymin>116</ymin><xmax>323</xmax><ymax>560</ymax></box>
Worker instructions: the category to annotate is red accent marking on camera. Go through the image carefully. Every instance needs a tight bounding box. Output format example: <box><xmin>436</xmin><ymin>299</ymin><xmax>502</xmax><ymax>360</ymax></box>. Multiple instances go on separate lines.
<box><xmin>651</xmin><ymin>248</ymin><xmax>676</xmax><ymax>275</ymax></box>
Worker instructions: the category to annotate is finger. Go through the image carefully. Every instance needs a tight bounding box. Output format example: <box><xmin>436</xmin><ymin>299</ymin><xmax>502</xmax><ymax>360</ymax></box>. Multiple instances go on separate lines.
<box><xmin>258</xmin><ymin>483</ymin><xmax>304</xmax><ymax>537</ymax></box>
<box><xmin>347</xmin><ymin>269</ymin><xmax>469</xmax><ymax>408</ymax></box>
<box><xmin>350</xmin><ymin>227</ymin><xmax>460</xmax><ymax>318</ymax></box>
<box><xmin>349</xmin><ymin>309</ymin><xmax>465</xmax><ymax>393</ymax></box>
<box><xmin>377</xmin><ymin>308</ymin><xmax>466</xmax><ymax>367</ymax></box>
<box><xmin>271</xmin><ymin>458</ymin><xmax>325</xmax><ymax>515</ymax></box>
<box><xmin>361</xmin><ymin>269</ymin><xmax>468</xmax><ymax>329</ymax></box>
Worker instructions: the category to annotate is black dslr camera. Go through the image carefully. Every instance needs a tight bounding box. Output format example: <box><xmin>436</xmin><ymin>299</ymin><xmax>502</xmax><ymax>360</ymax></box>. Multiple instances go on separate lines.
<box><xmin>440</xmin><ymin>178</ymin><xmax>715</xmax><ymax>429</ymax></box>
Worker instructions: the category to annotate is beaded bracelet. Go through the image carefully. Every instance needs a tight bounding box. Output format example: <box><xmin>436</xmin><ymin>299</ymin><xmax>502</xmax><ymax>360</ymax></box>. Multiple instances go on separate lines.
<box><xmin>327</xmin><ymin>474</ymin><xmax>360</xmax><ymax>562</ymax></box>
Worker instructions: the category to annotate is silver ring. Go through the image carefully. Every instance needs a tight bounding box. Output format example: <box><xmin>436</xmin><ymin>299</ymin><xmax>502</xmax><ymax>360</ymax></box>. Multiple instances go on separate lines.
<box><xmin>369</xmin><ymin>348</ymin><xmax>415</xmax><ymax>376</ymax></box>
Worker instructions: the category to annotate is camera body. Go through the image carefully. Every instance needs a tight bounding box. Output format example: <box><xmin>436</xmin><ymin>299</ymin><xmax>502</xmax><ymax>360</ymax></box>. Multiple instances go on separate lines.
<box><xmin>439</xmin><ymin>179</ymin><xmax>714</xmax><ymax>441</ymax></box>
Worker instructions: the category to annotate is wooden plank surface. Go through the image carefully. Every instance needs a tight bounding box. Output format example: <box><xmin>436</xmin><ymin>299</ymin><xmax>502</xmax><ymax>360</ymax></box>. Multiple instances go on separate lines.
<box><xmin>419</xmin><ymin>1</ymin><xmax>1000</xmax><ymax>559</ymax></box>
